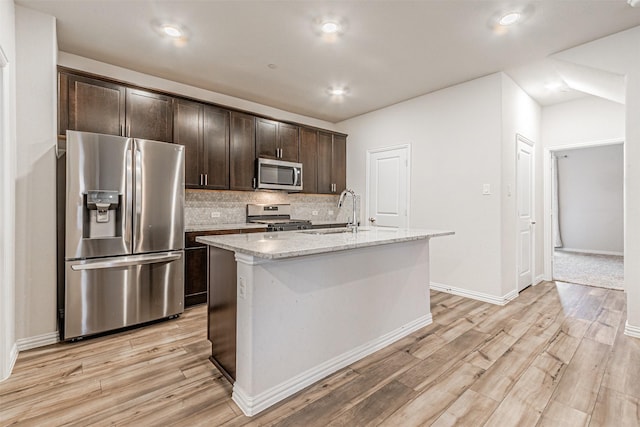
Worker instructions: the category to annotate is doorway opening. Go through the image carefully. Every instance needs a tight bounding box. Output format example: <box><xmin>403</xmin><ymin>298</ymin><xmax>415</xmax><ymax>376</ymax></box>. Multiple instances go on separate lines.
<box><xmin>550</xmin><ymin>142</ymin><xmax>624</xmax><ymax>290</ymax></box>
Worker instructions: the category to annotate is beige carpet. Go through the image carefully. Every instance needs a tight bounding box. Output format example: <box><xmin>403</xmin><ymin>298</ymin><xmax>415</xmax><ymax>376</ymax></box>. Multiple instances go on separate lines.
<box><xmin>553</xmin><ymin>250</ymin><xmax>624</xmax><ymax>290</ymax></box>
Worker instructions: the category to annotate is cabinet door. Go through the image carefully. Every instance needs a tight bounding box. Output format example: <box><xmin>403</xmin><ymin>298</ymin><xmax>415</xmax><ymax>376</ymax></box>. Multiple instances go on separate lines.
<box><xmin>256</xmin><ymin>118</ymin><xmax>278</xmax><ymax>159</ymax></box>
<box><xmin>185</xmin><ymin>247</ymin><xmax>207</xmax><ymax>306</ymax></box>
<box><xmin>333</xmin><ymin>134</ymin><xmax>347</xmax><ymax>194</ymax></box>
<box><xmin>203</xmin><ymin>106</ymin><xmax>230</xmax><ymax>189</ymax></box>
<box><xmin>126</xmin><ymin>88</ymin><xmax>174</xmax><ymax>142</ymax></box>
<box><xmin>66</xmin><ymin>73</ymin><xmax>125</xmax><ymax>136</ymax></box>
<box><xmin>317</xmin><ymin>131</ymin><xmax>333</xmax><ymax>194</ymax></box>
<box><xmin>173</xmin><ymin>99</ymin><xmax>203</xmax><ymax>187</ymax></box>
<box><xmin>279</xmin><ymin>123</ymin><xmax>299</xmax><ymax>162</ymax></box>
<box><xmin>299</xmin><ymin>127</ymin><xmax>318</xmax><ymax>193</ymax></box>
<box><xmin>230</xmin><ymin>112</ymin><xmax>256</xmax><ymax>190</ymax></box>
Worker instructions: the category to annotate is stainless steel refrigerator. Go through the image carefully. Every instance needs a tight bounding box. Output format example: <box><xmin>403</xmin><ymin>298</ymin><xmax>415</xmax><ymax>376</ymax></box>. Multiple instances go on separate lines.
<box><xmin>57</xmin><ymin>130</ymin><xmax>185</xmax><ymax>340</ymax></box>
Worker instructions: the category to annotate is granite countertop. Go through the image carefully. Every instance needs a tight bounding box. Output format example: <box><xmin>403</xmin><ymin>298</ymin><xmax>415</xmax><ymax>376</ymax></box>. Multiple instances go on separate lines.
<box><xmin>185</xmin><ymin>223</ymin><xmax>268</xmax><ymax>233</ymax></box>
<box><xmin>196</xmin><ymin>227</ymin><xmax>454</xmax><ymax>260</ymax></box>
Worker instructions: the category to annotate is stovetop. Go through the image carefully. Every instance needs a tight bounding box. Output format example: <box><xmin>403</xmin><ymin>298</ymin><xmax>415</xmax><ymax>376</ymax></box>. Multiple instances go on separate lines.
<box><xmin>246</xmin><ymin>204</ymin><xmax>311</xmax><ymax>231</ymax></box>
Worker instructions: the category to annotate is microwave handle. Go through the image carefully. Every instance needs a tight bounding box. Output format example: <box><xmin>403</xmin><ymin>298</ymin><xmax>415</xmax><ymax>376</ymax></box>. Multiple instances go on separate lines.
<box><xmin>294</xmin><ymin>167</ymin><xmax>301</xmax><ymax>186</ymax></box>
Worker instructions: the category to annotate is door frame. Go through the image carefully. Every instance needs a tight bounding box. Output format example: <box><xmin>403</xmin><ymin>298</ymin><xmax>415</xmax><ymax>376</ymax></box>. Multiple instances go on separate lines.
<box><xmin>0</xmin><ymin>44</ymin><xmax>17</xmax><ymax>382</ymax></box>
<box><xmin>516</xmin><ymin>134</ymin><xmax>535</xmax><ymax>292</ymax></box>
<box><xmin>542</xmin><ymin>138</ymin><xmax>625</xmax><ymax>284</ymax></box>
<box><xmin>365</xmin><ymin>144</ymin><xmax>411</xmax><ymax>228</ymax></box>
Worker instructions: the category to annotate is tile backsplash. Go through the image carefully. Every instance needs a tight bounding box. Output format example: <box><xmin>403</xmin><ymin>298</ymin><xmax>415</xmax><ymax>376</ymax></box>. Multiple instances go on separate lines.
<box><xmin>185</xmin><ymin>190</ymin><xmax>359</xmax><ymax>227</ymax></box>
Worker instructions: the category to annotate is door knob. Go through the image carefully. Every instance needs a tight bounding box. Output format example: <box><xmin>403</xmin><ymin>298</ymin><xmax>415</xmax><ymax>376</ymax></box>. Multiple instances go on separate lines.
<box><xmin>531</xmin><ymin>220</ymin><xmax>536</xmax><ymax>225</ymax></box>
<box><xmin>369</xmin><ymin>217</ymin><xmax>376</xmax><ymax>223</ymax></box>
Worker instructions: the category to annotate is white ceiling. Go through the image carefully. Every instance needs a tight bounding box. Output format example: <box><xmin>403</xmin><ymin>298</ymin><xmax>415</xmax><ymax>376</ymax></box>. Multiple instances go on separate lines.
<box><xmin>16</xmin><ymin>0</ymin><xmax>640</xmax><ymax>122</ymax></box>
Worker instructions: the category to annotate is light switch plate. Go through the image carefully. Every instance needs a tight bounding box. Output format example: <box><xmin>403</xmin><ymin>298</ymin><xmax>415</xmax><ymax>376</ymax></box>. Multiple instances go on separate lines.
<box><xmin>482</xmin><ymin>184</ymin><xmax>491</xmax><ymax>195</ymax></box>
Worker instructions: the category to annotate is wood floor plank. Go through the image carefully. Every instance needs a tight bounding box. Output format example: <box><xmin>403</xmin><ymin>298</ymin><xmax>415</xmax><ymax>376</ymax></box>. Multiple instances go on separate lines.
<box><xmin>271</xmin><ymin>351</ymin><xmax>419</xmax><ymax>427</ymax></box>
<box><xmin>590</xmin><ymin>386</ymin><xmax>640</xmax><ymax>427</ymax></box>
<box><xmin>482</xmin><ymin>352</ymin><xmax>566</xmax><ymax>427</ymax></box>
<box><xmin>549</xmin><ymin>337</ymin><xmax>611</xmax><ymax>414</ymax></box>
<box><xmin>538</xmin><ymin>400</ymin><xmax>590</xmax><ymax>427</ymax></box>
<box><xmin>584</xmin><ymin>307</ymin><xmax>623</xmax><ymax>346</ymax></box>
<box><xmin>396</xmin><ymin>329</ymin><xmax>489</xmax><ymax>391</ymax></box>
<box><xmin>325</xmin><ymin>380</ymin><xmax>416</xmax><ymax>427</ymax></box>
<box><xmin>430</xmin><ymin>388</ymin><xmax>499</xmax><ymax>427</ymax></box>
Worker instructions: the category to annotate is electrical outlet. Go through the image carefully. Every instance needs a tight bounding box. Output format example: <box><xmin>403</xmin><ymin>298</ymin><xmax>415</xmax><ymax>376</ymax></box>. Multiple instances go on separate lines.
<box><xmin>211</xmin><ymin>211</ymin><xmax>221</xmax><ymax>218</ymax></box>
<box><xmin>328</xmin><ymin>210</ymin><xmax>334</xmax><ymax>215</ymax></box>
<box><xmin>312</xmin><ymin>210</ymin><xmax>319</xmax><ymax>216</ymax></box>
<box><xmin>238</xmin><ymin>277</ymin><xmax>246</xmax><ymax>299</ymax></box>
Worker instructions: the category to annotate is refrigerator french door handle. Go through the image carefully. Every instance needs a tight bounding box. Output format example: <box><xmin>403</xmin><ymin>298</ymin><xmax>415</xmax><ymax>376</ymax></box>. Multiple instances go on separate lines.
<box><xmin>133</xmin><ymin>145</ymin><xmax>142</xmax><ymax>250</ymax></box>
<box><xmin>125</xmin><ymin>145</ymin><xmax>133</xmax><ymax>252</ymax></box>
<box><xmin>70</xmin><ymin>252</ymin><xmax>182</xmax><ymax>271</ymax></box>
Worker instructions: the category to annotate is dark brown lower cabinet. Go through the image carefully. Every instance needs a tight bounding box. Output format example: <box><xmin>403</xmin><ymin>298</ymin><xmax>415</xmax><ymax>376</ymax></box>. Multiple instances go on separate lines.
<box><xmin>184</xmin><ymin>228</ymin><xmax>266</xmax><ymax>307</ymax></box>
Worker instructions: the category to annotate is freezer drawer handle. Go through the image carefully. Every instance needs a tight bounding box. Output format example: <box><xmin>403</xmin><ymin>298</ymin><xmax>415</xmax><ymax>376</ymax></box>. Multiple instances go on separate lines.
<box><xmin>71</xmin><ymin>253</ymin><xmax>182</xmax><ymax>271</ymax></box>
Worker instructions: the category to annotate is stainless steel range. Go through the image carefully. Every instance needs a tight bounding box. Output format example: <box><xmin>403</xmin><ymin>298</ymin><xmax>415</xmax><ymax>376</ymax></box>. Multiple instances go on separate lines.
<box><xmin>246</xmin><ymin>204</ymin><xmax>311</xmax><ymax>231</ymax></box>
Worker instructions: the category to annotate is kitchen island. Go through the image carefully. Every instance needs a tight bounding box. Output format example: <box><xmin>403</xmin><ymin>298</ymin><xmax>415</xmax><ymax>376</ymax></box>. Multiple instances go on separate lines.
<box><xmin>197</xmin><ymin>227</ymin><xmax>453</xmax><ymax>416</ymax></box>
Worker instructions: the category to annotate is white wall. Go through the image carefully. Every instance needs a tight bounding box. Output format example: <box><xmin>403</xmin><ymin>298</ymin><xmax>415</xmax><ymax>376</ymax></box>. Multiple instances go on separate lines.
<box><xmin>500</xmin><ymin>75</ymin><xmax>542</xmax><ymax>296</ymax></box>
<box><xmin>14</xmin><ymin>6</ymin><xmax>58</xmax><ymax>344</ymax></box>
<box><xmin>339</xmin><ymin>73</ymin><xmax>510</xmax><ymax>300</ymax></box>
<box><xmin>555</xmin><ymin>144</ymin><xmax>623</xmax><ymax>254</ymax></box>
<box><xmin>551</xmin><ymin>26</ymin><xmax>640</xmax><ymax>334</ymax></box>
<box><xmin>58</xmin><ymin>52</ymin><xmax>338</xmax><ymax>133</ymax></box>
<box><xmin>0</xmin><ymin>0</ymin><xmax>18</xmax><ymax>381</ymax></box>
<box><xmin>542</xmin><ymin>96</ymin><xmax>625</xmax><ymax>147</ymax></box>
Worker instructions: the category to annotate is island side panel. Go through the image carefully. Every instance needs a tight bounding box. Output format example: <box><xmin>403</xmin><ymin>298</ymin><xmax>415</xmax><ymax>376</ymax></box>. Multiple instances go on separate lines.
<box><xmin>207</xmin><ymin>246</ymin><xmax>238</xmax><ymax>382</ymax></box>
<box><xmin>233</xmin><ymin>239</ymin><xmax>431</xmax><ymax>415</ymax></box>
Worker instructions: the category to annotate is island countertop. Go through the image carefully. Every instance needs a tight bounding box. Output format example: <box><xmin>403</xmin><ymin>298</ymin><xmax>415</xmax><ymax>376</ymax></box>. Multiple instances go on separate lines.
<box><xmin>196</xmin><ymin>227</ymin><xmax>454</xmax><ymax>259</ymax></box>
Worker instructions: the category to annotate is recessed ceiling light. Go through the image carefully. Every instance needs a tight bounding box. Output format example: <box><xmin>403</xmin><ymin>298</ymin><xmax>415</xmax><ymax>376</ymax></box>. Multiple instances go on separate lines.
<box><xmin>320</xmin><ymin>20</ymin><xmax>341</xmax><ymax>34</ymax></box>
<box><xmin>152</xmin><ymin>20</ymin><xmax>188</xmax><ymax>42</ymax></box>
<box><xmin>327</xmin><ymin>87</ymin><xmax>348</xmax><ymax>96</ymax></box>
<box><xmin>162</xmin><ymin>25</ymin><xmax>183</xmax><ymax>38</ymax></box>
<box><xmin>499</xmin><ymin>12</ymin><xmax>521</xmax><ymax>26</ymax></box>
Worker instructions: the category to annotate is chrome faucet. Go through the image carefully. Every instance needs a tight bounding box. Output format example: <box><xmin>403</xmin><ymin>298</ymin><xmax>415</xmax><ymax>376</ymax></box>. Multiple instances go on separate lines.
<box><xmin>337</xmin><ymin>189</ymin><xmax>358</xmax><ymax>232</ymax></box>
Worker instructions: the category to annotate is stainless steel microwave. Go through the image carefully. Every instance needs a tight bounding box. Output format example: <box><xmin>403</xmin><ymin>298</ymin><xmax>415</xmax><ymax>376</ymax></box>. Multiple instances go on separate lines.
<box><xmin>256</xmin><ymin>158</ymin><xmax>303</xmax><ymax>191</ymax></box>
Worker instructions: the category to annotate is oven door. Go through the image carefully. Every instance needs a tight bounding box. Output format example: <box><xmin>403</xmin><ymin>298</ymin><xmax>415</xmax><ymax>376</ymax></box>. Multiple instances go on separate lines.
<box><xmin>257</xmin><ymin>158</ymin><xmax>303</xmax><ymax>191</ymax></box>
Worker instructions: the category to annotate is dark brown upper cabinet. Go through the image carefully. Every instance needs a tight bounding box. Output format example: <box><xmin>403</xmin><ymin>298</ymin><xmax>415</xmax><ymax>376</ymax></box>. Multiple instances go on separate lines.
<box><xmin>62</xmin><ymin>73</ymin><xmax>126</xmax><ymax>136</ymax></box>
<box><xmin>317</xmin><ymin>131</ymin><xmax>347</xmax><ymax>194</ymax></box>
<box><xmin>174</xmin><ymin>99</ymin><xmax>229</xmax><ymax>189</ymax></box>
<box><xmin>125</xmin><ymin>88</ymin><xmax>174</xmax><ymax>142</ymax></box>
<box><xmin>203</xmin><ymin>105</ymin><xmax>230</xmax><ymax>189</ymax></box>
<box><xmin>60</xmin><ymin>72</ymin><xmax>174</xmax><ymax>143</ymax></box>
<box><xmin>230</xmin><ymin>112</ymin><xmax>256</xmax><ymax>191</ymax></box>
<box><xmin>299</xmin><ymin>127</ymin><xmax>318</xmax><ymax>193</ymax></box>
<box><xmin>256</xmin><ymin>118</ymin><xmax>299</xmax><ymax>162</ymax></box>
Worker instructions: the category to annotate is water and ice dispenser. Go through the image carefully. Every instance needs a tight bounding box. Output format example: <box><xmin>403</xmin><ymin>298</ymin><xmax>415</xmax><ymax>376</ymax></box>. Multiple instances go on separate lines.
<box><xmin>84</xmin><ymin>190</ymin><xmax>121</xmax><ymax>238</ymax></box>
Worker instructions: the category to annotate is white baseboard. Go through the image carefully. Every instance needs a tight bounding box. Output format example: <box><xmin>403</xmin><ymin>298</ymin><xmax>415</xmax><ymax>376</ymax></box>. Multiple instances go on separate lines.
<box><xmin>557</xmin><ymin>248</ymin><xmax>624</xmax><ymax>257</ymax></box>
<box><xmin>232</xmin><ymin>313</ymin><xmax>433</xmax><ymax>416</ymax></box>
<box><xmin>430</xmin><ymin>282</ymin><xmax>517</xmax><ymax>306</ymax></box>
<box><xmin>624</xmin><ymin>321</ymin><xmax>640</xmax><ymax>339</ymax></box>
<box><xmin>1</xmin><ymin>343</ymin><xmax>18</xmax><ymax>382</ymax></box>
<box><xmin>535</xmin><ymin>275</ymin><xmax>545</xmax><ymax>285</ymax></box>
<box><xmin>16</xmin><ymin>331</ymin><xmax>59</xmax><ymax>351</ymax></box>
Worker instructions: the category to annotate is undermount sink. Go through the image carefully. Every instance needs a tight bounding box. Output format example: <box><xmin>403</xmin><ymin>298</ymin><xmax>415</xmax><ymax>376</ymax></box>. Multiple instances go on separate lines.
<box><xmin>302</xmin><ymin>227</ymin><xmax>367</xmax><ymax>235</ymax></box>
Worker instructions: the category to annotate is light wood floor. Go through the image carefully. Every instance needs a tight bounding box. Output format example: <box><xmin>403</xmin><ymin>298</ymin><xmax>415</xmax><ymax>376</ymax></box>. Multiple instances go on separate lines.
<box><xmin>1</xmin><ymin>281</ymin><xmax>638</xmax><ymax>426</ymax></box>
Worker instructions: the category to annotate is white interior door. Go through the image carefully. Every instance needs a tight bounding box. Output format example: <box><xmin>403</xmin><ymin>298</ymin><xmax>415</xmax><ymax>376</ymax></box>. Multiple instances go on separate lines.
<box><xmin>517</xmin><ymin>135</ymin><xmax>535</xmax><ymax>291</ymax></box>
<box><xmin>367</xmin><ymin>145</ymin><xmax>409</xmax><ymax>228</ymax></box>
